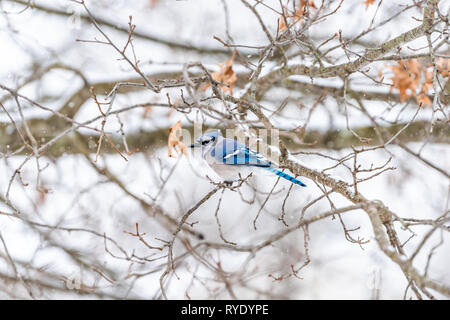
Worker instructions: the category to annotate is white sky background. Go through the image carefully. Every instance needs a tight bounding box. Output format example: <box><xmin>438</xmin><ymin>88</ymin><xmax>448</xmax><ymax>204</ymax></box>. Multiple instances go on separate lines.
<box><xmin>0</xmin><ymin>0</ymin><xmax>449</xmax><ymax>299</ymax></box>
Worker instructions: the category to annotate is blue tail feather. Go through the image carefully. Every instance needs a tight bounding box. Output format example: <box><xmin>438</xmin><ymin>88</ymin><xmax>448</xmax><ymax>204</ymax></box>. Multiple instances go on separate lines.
<box><xmin>264</xmin><ymin>167</ymin><xmax>307</xmax><ymax>187</ymax></box>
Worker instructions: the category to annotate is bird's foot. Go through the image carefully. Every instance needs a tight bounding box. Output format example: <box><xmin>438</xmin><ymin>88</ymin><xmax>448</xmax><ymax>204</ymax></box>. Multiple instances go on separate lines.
<box><xmin>223</xmin><ymin>180</ymin><xmax>234</xmax><ymax>187</ymax></box>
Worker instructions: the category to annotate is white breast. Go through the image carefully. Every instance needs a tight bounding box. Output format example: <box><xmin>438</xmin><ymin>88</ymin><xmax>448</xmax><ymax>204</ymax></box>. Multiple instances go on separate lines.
<box><xmin>209</xmin><ymin>163</ymin><xmax>252</xmax><ymax>182</ymax></box>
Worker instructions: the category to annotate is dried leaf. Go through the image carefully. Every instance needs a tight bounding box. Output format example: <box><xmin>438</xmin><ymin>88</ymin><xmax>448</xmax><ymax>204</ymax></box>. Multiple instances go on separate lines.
<box><xmin>388</xmin><ymin>59</ymin><xmax>420</xmax><ymax>102</ymax></box>
<box><xmin>437</xmin><ymin>58</ymin><xmax>450</xmax><ymax>78</ymax></box>
<box><xmin>37</xmin><ymin>185</ymin><xmax>50</xmax><ymax>205</ymax></box>
<box><xmin>416</xmin><ymin>92</ymin><xmax>432</xmax><ymax>107</ymax></box>
<box><xmin>148</xmin><ymin>0</ymin><xmax>159</xmax><ymax>8</ymax></box>
<box><xmin>387</xmin><ymin>59</ymin><xmax>433</xmax><ymax>107</ymax></box>
<box><xmin>364</xmin><ymin>0</ymin><xmax>376</xmax><ymax>9</ymax></box>
<box><xmin>416</xmin><ymin>68</ymin><xmax>433</xmax><ymax>107</ymax></box>
<box><xmin>279</xmin><ymin>0</ymin><xmax>316</xmax><ymax>31</ymax></box>
<box><xmin>143</xmin><ymin>105</ymin><xmax>153</xmax><ymax>118</ymax></box>
<box><xmin>202</xmin><ymin>51</ymin><xmax>237</xmax><ymax>95</ymax></box>
<box><xmin>377</xmin><ymin>69</ymin><xmax>383</xmax><ymax>81</ymax></box>
<box><xmin>301</xmin><ymin>0</ymin><xmax>317</xmax><ymax>9</ymax></box>
<box><xmin>168</xmin><ymin>120</ymin><xmax>187</xmax><ymax>158</ymax></box>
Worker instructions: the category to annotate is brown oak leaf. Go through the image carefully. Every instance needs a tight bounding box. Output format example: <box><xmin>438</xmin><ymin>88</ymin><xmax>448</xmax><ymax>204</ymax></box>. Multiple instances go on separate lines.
<box><xmin>388</xmin><ymin>59</ymin><xmax>433</xmax><ymax>107</ymax></box>
<box><xmin>437</xmin><ymin>58</ymin><xmax>450</xmax><ymax>78</ymax></box>
<box><xmin>279</xmin><ymin>0</ymin><xmax>316</xmax><ymax>31</ymax></box>
<box><xmin>364</xmin><ymin>0</ymin><xmax>376</xmax><ymax>9</ymax></box>
<box><xmin>168</xmin><ymin>120</ymin><xmax>187</xmax><ymax>158</ymax></box>
<box><xmin>202</xmin><ymin>51</ymin><xmax>237</xmax><ymax>95</ymax></box>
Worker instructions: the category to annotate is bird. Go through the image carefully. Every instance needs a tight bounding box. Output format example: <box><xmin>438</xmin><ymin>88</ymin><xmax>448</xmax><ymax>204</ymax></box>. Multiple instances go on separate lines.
<box><xmin>189</xmin><ymin>131</ymin><xmax>306</xmax><ymax>187</ymax></box>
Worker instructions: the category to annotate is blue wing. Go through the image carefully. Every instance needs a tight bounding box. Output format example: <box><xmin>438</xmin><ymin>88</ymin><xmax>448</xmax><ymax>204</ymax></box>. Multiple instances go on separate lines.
<box><xmin>211</xmin><ymin>139</ymin><xmax>271</xmax><ymax>167</ymax></box>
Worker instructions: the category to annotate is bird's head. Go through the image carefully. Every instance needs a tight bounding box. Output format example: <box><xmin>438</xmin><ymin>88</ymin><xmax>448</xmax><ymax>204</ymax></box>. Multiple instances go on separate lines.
<box><xmin>190</xmin><ymin>131</ymin><xmax>220</xmax><ymax>149</ymax></box>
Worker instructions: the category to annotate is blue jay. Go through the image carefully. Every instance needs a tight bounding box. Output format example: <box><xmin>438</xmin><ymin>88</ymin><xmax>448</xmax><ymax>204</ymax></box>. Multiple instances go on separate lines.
<box><xmin>189</xmin><ymin>131</ymin><xmax>306</xmax><ymax>187</ymax></box>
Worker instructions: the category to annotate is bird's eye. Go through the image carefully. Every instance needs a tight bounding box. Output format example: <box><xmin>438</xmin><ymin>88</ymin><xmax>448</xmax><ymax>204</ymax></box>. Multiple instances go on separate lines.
<box><xmin>201</xmin><ymin>139</ymin><xmax>210</xmax><ymax>145</ymax></box>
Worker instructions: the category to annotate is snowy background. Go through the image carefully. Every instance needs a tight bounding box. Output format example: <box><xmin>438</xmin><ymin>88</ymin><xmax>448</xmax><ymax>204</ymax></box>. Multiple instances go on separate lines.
<box><xmin>0</xmin><ymin>0</ymin><xmax>449</xmax><ymax>299</ymax></box>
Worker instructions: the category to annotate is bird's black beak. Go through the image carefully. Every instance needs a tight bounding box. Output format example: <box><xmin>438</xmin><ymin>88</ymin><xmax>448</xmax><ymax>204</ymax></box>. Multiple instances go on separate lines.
<box><xmin>189</xmin><ymin>143</ymin><xmax>200</xmax><ymax>148</ymax></box>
